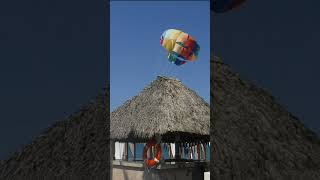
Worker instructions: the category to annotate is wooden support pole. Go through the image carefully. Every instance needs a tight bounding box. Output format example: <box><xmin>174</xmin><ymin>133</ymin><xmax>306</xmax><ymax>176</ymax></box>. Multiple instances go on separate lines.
<box><xmin>133</xmin><ymin>142</ymin><xmax>136</xmax><ymax>161</ymax></box>
<box><xmin>112</xmin><ymin>141</ymin><xmax>115</xmax><ymax>160</ymax></box>
<box><xmin>197</xmin><ymin>143</ymin><xmax>200</xmax><ymax>160</ymax></box>
<box><xmin>175</xmin><ymin>135</ymin><xmax>181</xmax><ymax>159</ymax></box>
<box><xmin>122</xmin><ymin>142</ymin><xmax>128</xmax><ymax>160</ymax></box>
<box><xmin>126</xmin><ymin>142</ymin><xmax>129</xmax><ymax>160</ymax></box>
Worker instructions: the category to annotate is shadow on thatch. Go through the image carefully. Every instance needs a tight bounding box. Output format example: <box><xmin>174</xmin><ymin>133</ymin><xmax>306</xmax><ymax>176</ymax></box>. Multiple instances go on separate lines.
<box><xmin>0</xmin><ymin>88</ymin><xmax>111</xmax><ymax>179</ymax></box>
<box><xmin>211</xmin><ymin>56</ymin><xmax>320</xmax><ymax>179</ymax></box>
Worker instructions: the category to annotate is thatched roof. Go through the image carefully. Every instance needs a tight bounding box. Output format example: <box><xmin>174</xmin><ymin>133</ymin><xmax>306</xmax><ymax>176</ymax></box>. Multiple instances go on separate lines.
<box><xmin>111</xmin><ymin>76</ymin><xmax>210</xmax><ymax>143</ymax></box>
<box><xmin>1</xmin><ymin>56</ymin><xmax>320</xmax><ymax>179</ymax></box>
<box><xmin>0</xmin><ymin>89</ymin><xmax>110</xmax><ymax>179</ymax></box>
<box><xmin>211</xmin><ymin>56</ymin><xmax>320</xmax><ymax>179</ymax></box>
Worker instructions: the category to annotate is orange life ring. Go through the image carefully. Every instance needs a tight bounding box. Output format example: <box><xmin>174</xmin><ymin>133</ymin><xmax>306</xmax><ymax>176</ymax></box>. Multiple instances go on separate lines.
<box><xmin>143</xmin><ymin>138</ymin><xmax>162</xmax><ymax>168</ymax></box>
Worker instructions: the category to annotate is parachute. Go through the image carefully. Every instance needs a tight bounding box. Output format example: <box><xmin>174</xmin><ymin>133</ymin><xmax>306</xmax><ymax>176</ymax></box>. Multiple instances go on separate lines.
<box><xmin>211</xmin><ymin>0</ymin><xmax>246</xmax><ymax>13</ymax></box>
<box><xmin>160</xmin><ymin>29</ymin><xmax>200</xmax><ymax>66</ymax></box>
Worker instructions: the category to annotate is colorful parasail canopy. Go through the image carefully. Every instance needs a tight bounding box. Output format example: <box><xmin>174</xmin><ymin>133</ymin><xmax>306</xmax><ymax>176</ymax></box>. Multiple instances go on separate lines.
<box><xmin>211</xmin><ymin>0</ymin><xmax>246</xmax><ymax>13</ymax></box>
<box><xmin>160</xmin><ymin>29</ymin><xmax>200</xmax><ymax>66</ymax></box>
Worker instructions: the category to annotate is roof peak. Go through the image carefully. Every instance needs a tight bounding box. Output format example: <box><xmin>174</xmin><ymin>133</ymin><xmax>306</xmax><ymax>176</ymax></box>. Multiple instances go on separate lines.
<box><xmin>156</xmin><ymin>75</ymin><xmax>181</xmax><ymax>82</ymax></box>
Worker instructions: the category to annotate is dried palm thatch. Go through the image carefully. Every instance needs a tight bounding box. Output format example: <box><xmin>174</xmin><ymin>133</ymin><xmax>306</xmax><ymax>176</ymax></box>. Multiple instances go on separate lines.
<box><xmin>111</xmin><ymin>76</ymin><xmax>210</xmax><ymax>143</ymax></box>
<box><xmin>0</xmin><ymin>89</ymin><xmax>110</xmax><ymax>179</ymax></box>
<box><xmin>1</xmin><ymin>55</ymin><xmax>320</xmax><ymax>179</ymax></box>
<box><xmin>211</xmin><ymin>56</ymin><xmax>320</xmax><ymax>180</ymax></box>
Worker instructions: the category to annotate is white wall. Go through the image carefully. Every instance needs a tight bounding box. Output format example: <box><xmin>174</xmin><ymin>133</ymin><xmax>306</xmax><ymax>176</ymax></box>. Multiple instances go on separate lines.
<box><xmin>204</xmin><ymin>172</ymin><xmax>210</xmax><ymax>180</ymax></box>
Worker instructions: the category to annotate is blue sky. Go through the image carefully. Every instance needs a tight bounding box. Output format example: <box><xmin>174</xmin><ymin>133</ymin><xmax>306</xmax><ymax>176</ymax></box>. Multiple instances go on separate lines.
<box><xmin>110</xmin><ymin>1</ymin><xmax>210</xmax><ymax>111</ymax></box>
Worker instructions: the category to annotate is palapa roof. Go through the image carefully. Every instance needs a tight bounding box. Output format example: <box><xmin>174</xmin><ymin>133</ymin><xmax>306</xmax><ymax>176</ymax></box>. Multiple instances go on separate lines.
<box><xmin>110</xmin><ymin>76</ymin><xmax>210</xmax><ymax>143</ymax></box>
<box><xmin>1</xmin><ymin>56</ymin><xmax>320</xmax><ymax>179</ymax></box>
<box><xmin>0</xmin><ymin>90</ymin><xmax>110</xmax><ymax>179</ymax></box>
<box><xmin>211</xmin><ymin>56</ymin><xmax>320</xmax><ymax>179</ymax></box>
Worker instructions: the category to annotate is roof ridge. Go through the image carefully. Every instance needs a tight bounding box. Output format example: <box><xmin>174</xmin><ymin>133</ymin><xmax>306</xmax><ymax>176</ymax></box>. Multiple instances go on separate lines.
<box><xmin>156</xmin><ymin>75</ymin><xmax>181</xmax><ymax>82</ymax></box>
